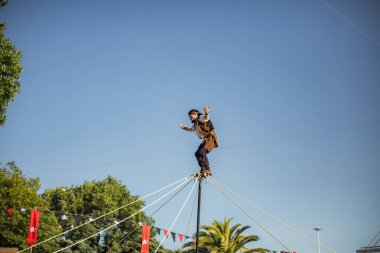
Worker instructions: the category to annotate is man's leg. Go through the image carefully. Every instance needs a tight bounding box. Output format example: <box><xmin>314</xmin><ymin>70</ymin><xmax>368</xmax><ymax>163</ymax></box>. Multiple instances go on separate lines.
<box><xmin>195</xmin><ymin>143</ymin><xmax>209</xmax><ymax>170</ymax></box>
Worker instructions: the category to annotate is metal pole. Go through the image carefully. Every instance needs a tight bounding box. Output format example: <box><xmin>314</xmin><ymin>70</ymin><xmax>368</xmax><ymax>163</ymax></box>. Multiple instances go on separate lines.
<box><xmin>313</xmin><ymin>226</ymin><xmax>322</xmax><ymax>253</ymax></box>
<box><xmin>317</xmin><ymin>231</ymin><xmax>320</xmax><ymax>253</ymax></box>
<box><xmin>195</xmin><ymin>174</ymin><xmax>203</xmax><ymax>253</ymax></box>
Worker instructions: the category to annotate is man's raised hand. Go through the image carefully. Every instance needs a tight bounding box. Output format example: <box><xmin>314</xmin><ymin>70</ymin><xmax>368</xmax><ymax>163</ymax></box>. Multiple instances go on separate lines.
<box><xmin>180</xmin><ymin>123</ymin><xmax>186</xmax><ymax>129</ymax></box>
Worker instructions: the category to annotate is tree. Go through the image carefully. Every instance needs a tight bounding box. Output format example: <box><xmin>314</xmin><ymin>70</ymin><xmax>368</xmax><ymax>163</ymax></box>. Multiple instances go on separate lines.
<box><xmin>0</xmin><ymin>162</ymin><xmax>62</xmax><ymax>252</ymax></box>
<box><xmin>0</xmin><ymin>0</ymin><xmax>8</xmax><ymax>7</ymax></box>
<box><xmin>1</xmin><ymin>163</ymin><xmax>178</xmax><ymax>252</ymax></box>
<box><xmin>43</xmin><ymin>176</ymin><xmax>172</xmax><ymax>253</ymax></box>
<box><xmin>0</xmin><ymin>22</ymin><xmax>23</xmax><ymax>126</ymax></box>
<box><xmin>182</xmin><ymin>218</ymin><xmax>270</xmax><ymax>253</ymax></box>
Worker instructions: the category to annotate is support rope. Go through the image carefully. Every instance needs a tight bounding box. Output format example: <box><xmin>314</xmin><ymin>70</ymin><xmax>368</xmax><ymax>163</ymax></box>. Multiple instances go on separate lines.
<box><xmin>153</xmin><ymin>175</ymin><xmax>199</xmax><ymax>253</ymax></box>
<box><xmin>149</xmin><ymin>178</ymin><xmax>193</xmax><ymax>217</ymax></box>
<box><xmin>19</xmin><ymin>175</ymin><xmax>192</xmax><ymax>252</ymax></box>
<box><xmin>368</xmin><ymin>231</ymin><xmax>380</xmax><ymax>247</ymax></box>
<box><xmin>209</xmin><ymin>178</ymin><xmax>294</xmax><ymax>252</ymax></box>
<box><xmin>48</xmin><ymin>175</ymin><xmax>195</xmax><ymax>253</ymax></box>
<box><xmin>319</xmin><ymin>0</ymin><xmax>380</xmax><ymax>48</ymax></box>
<box><xmin>117</xmin><ymin>177</ymin><xmax>194</xmax><ymax>246</ymax></box>
<box><xmin>212</xmin><ymin>178</ymin><xmax>336</xmax><ymax>253</ymax></box>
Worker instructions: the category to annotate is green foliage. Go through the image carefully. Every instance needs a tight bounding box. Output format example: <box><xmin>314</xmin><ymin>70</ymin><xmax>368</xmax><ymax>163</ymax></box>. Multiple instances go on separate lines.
<box><xmin>0</xmin><ymin>162</ymin><xmax>180</xmax><ymax>252</ymax></box>
<box><xmin>0</xmin><ymin>0</ymin><xmax>8</xmax><ymax>7</ymax></box>
<box><xmin>182</xmin><ymin>218</ymin><xmax>270</xmax><ymax>253</ymax></box>
<box><xmin>0</xmin><ymin>162</ymin><xmax>61</xmax><ymax>252</ymax></box>
<box><xmin>0</xmin><ymin>22</ymin><xmax>22</xmax><ymax>126</ymax></box>
<box><xmin>42</xmin><ymin>176</ymin><xmax>173</xmax><ymax>253</ymax></box>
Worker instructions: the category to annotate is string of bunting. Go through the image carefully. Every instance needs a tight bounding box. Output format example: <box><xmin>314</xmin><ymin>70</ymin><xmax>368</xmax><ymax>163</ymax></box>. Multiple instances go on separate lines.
<box><xmin>1</xmin><ymin>208</ymin><xmax>193</xmax><ymax>243</ymax></box>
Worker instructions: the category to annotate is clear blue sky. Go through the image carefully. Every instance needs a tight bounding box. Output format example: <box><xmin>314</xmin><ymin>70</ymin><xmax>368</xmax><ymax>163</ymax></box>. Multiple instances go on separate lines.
<box><xmin>1</xmin><ymin>0</ymin><xmax>379</xmax><ymax>252</ymax></box>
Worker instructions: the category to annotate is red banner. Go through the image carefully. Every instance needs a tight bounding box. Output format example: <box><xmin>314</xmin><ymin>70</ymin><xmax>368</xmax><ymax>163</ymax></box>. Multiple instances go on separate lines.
<box><xmin>26</xmin><ymin>210</ymin><xmax>40</xmax><ymax>246</ymax></box>
<box><xmin>140</xmin><ymin>225</ymin><xmax>150</xmax><ymax>253</ymax></box>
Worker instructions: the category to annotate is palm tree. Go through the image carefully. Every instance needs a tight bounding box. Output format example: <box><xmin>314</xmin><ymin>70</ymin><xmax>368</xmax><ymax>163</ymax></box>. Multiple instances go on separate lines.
<box><xmin>182</xmin><ymin>218</ymin><xmax>270</xmax><ymax>253</ymax></box>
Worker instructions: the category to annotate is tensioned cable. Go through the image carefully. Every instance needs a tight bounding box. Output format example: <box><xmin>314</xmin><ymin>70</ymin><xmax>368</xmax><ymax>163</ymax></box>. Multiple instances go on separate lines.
<box><xmin>368</xmin><ymin>231</ymin><xmax>380</xmax><ymax>247</ymax></box>
<box><xmin>117</xmin><ymin>178</ymin><xmax>194</xmax><ymax>246</ymax></box>
<box><xmin>221</xmin><ymin>121</ymin><xmax>380</xmax><ymax>150</ymax></box>
<box><xmin>209</xmin><ymin>178</ymin><xmax>293</xmax><ymax>252</ymax></box>
<box><xmin>375</xmin><ymin>238</ymin><xmax>380</xmax><ymax>247</ymax></box>
<box><xmin>29</xmin><ymin>152</ymin><xmax>188</xmax><ymax>174</ymax></box>
<box><xmin>211</xmin><ymin>178</ymin><xmax>337</xmax><ymax>253</ymax></box>
<box><xmin>118</xmin><ymin>225</ymin><xmax>139</xmax><ymax>244</ymax></box>
<box><xmin>149</xmin><ymin>178</ymin><xmax>193</xmax><ymax>217</ymax></box>
<box><xmin>50</xmin><ymin>174</ymin><xmax>196</xmax><ymax>253</ymax></box>
<box><xmin>319</xmin><ymin>0</ymin><xmax>380</xmax><ymax>48</ymax></box>
<box><xmin>153</xmin><ymin>176</ymin><xmax>198</xmax><ymax>253</ymax></box>
<box><xmin>27</xmin><ymin>121</ymin><xmax>380</xmax><ymax>174</ymax></box>
<box><xmin>19</xmin><ymin>175</ymin><xmax>193</xmax><ymax>253</ymax></box>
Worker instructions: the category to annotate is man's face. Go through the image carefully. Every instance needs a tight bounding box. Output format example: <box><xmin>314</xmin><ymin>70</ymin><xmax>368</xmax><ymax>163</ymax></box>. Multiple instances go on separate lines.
<box><xmin>189</xmin><ymin>112</ymin><xmax>198</xmax><ymax>122</ymax></box>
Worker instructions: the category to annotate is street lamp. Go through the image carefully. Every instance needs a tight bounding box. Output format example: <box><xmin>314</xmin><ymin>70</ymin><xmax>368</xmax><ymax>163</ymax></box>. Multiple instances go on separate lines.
<box><xmin>313</xmin><ymin>226</ymin><xmax>322</xmax><ymax>253</ymax></box>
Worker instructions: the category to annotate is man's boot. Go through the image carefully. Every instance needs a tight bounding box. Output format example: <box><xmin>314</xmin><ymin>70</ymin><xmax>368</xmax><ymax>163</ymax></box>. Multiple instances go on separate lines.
<box><xmin>204</xmin><ymin>167</ymin><xmax>212</xmax><ymax>176</ymax></box>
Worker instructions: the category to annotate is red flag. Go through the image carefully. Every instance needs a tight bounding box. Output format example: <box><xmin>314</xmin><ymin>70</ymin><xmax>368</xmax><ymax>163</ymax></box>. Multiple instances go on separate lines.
<box><xmin>178</xmin><ymin>234</ymin><xmax>184</xmax><ymax>242</ymax></box>
<box><xmin>163</xmin><ymin>230</ymin><xmax>169</xmax><ymax>238</ymax></box>
<box><xmin>140</xmin><ymin>225</ymin><xmax>150</xmax><ymax>253</ymax></box>
<box><xmin>26</xmin><ymin>210</ymin><xmax>40</xmax><ymax>246</ymax></box>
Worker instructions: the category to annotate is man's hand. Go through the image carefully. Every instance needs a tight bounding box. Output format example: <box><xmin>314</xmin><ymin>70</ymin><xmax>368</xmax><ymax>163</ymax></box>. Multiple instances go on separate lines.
<box><xmin>180</xmin><ymin>123</ymin><xmax>186</xmax><ymax>129</ymax></box>
<box><xmin>204</xmin><ymin>106</ymin><xmax>210</xmax><ymax>114</ymax></box>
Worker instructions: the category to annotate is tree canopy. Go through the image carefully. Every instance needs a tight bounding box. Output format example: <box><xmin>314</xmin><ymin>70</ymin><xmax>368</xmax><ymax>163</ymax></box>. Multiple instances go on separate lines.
<box><xmin>0</xmin><ymin>162</ymin><xmax>61</xmax><ymax>252</ymax></box>
<box><xmin>42</xmin><ymin>176</ymin><xmax>158</xmax><ymax>253</ymax></box>
<box><xmin>0</xmin><ymin>22</ymin><xmax>23</xmax><ymax>126</ymax></box>
<box><xmin>0</xmin><ymin>0</ymin><xmax>8</xmax><ymax>7</ymax></box>
<box><xmin>0</xmin><ymin>162</ymin><xmax>177</xmax><ymax>252</ymax></box>
<box><xmin>45</xmin><ymin>175</ymin><xmax>178</xmax><ymax>252</ymax></box>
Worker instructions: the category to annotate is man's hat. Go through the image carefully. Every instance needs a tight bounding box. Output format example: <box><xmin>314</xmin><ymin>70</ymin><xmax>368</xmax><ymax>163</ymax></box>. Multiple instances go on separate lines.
<box><xmin>188</xmin><ymin>109</ymin><xmax>203</xmax><ymax>115</ymax></box>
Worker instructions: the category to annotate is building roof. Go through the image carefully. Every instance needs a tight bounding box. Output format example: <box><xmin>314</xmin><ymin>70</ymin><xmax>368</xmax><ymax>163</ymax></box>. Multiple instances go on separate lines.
<box><xmin>0</xmin><ymin>248</ymin><xmax>19</xmax><ymax>253</ymax></box>
<box><xmin>357</xmin><ymin>246</ymin><xmax>380</xmax><ymax>253</ymax></box>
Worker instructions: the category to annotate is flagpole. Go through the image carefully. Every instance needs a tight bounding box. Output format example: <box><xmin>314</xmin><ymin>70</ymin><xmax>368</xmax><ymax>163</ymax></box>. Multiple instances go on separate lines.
<box><xmin>195</xmin><ymin>173</ymin><xmax>203</xmax><ymax>253</ymax></box>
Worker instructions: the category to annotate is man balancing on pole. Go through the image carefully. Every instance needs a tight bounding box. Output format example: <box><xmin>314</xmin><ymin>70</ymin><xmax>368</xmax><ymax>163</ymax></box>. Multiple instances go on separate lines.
<box><xmin>180</xmin><ymin>106</ymin><xmax>219</xmax><ymax>176</ymax></box>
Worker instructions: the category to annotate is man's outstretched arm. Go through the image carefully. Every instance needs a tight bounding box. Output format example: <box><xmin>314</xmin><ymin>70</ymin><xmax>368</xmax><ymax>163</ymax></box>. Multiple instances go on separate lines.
<box><xmin>180</xmin><ymin>123</ymin><xmax>195</xmax><ymax>132</ymax></box>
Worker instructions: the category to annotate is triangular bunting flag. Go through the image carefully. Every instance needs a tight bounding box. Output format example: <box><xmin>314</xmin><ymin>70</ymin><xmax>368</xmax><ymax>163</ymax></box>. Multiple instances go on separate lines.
<box><xmin>178</xmin><ymin>234</ymin><xmax>184</xmax><ymax>242</ymax></box>
<box><xmin>171</xmin><ymin>232</ymin><xmax>176</xmax><ymax>242</ymax></box>
<box><xmin>163</xmin><ymin>230</ymin><xmax>169</xmax><ymax>238</ymax></box>
<box><xmin>73</xmin><ymin>214</ymin><xmax>82</xmax><ymax>225</ymax></box>
<box><xmin>99</xmin><ymin>217</ymin><xmax>108</xmax><ymax>225</ymax></box>
<box><xmin>125</xmin><ymin>220</ymin><xmax>133</xmax><ymax>228</ymax></box>
<box><xmin>156</xmin><ymin>227</ymin><xmax>161</xmax><ymax>235</ymax></box>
